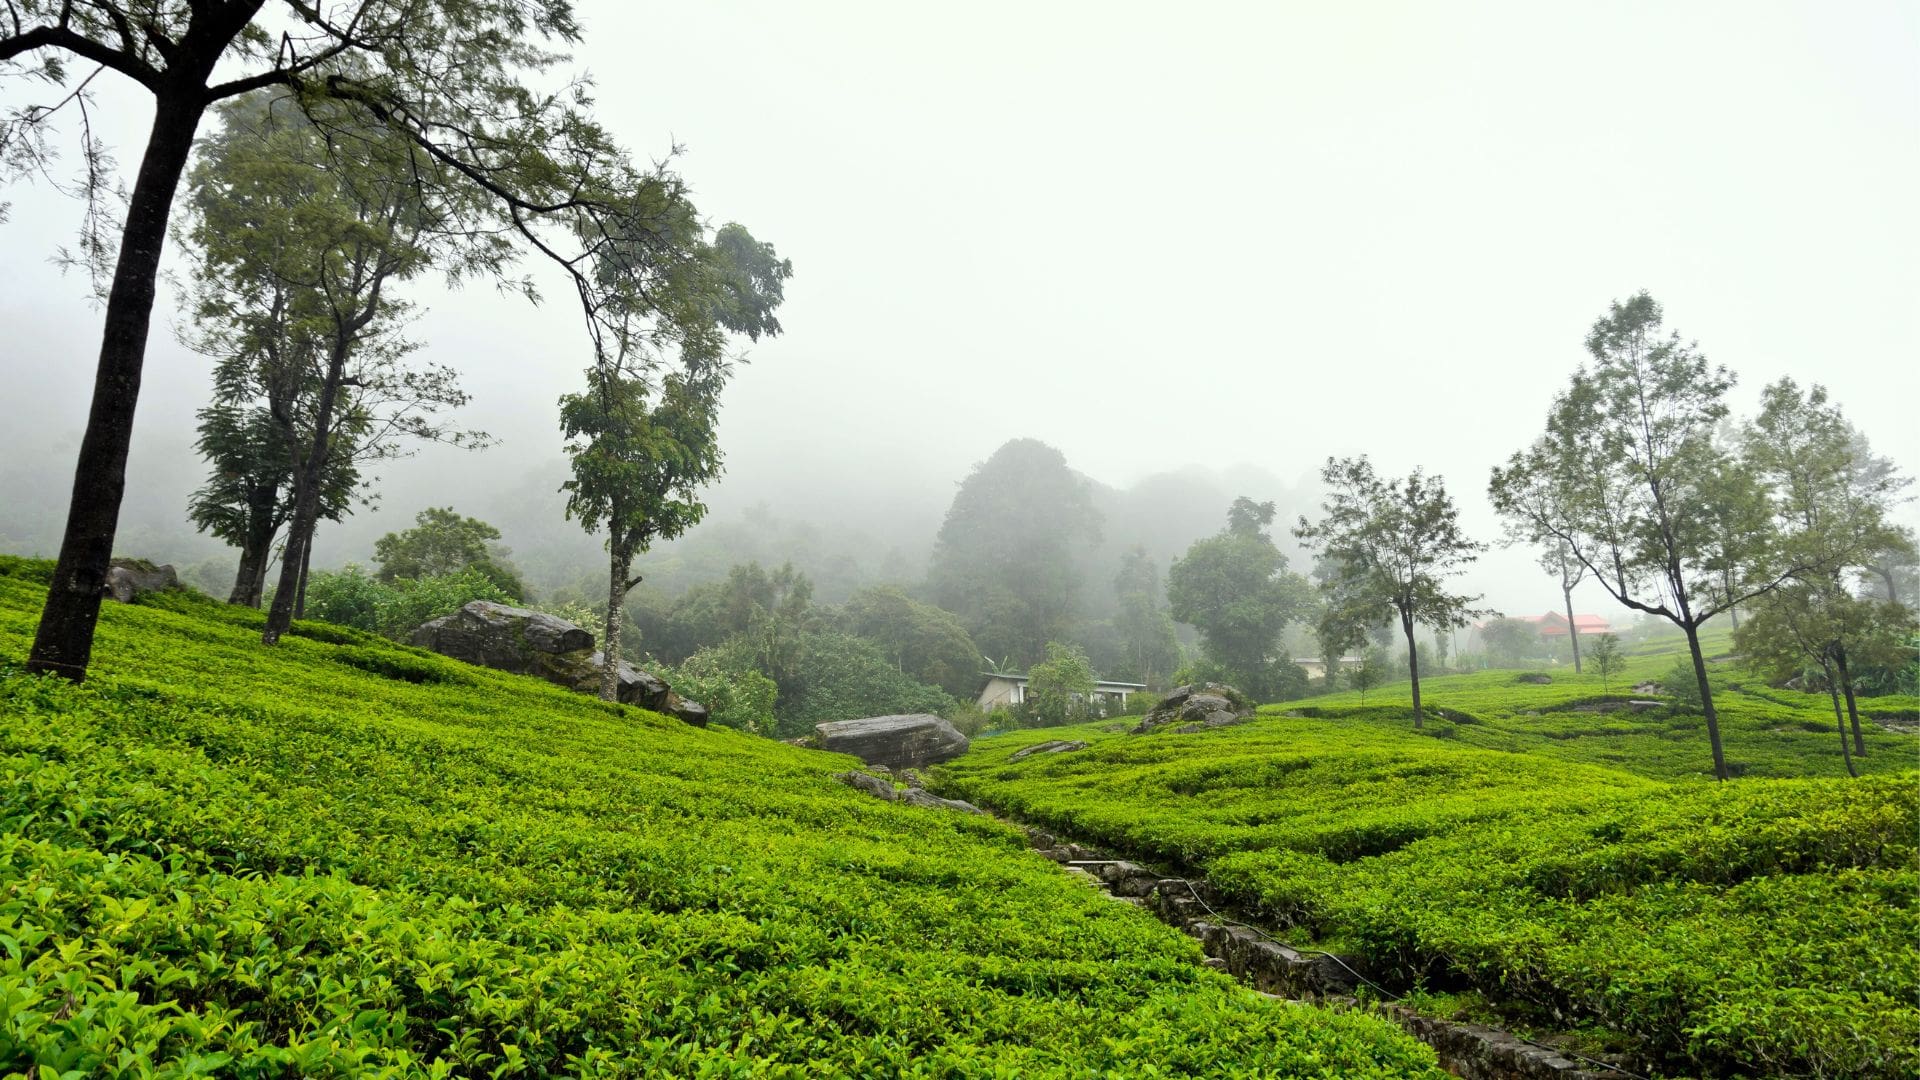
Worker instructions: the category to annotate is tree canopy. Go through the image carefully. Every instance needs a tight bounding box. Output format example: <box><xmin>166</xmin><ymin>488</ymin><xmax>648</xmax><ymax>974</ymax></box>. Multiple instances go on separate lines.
<box><xmin>1168</xmin><ymin>498</ymin><xmax>1313</xmax><ymax>701</ymax></box>
<box><xmin>927</xmin><ymin>438</ymin><xmax>1102</xmax><ymax>668</ymax></box>
<box><xmin>1297</xmin><ymin>458</ymin><xmax>1485</xmax><ymax>727</ymax></box>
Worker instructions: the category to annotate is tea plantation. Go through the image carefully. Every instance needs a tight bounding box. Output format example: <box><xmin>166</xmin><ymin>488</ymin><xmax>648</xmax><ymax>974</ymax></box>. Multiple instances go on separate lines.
<box><xmin>936</xmin><ymin>648</ymin><xmax>1920</xmax><ymax>1079</ymax></box>
<box><xmin>0</xmin><ymin>557</ymin><xmax>1445</xmax><ymax>1078</ymax></box>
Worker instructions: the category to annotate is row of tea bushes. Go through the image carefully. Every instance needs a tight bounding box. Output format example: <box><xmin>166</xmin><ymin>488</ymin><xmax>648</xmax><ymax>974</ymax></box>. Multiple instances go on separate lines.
<box><xmin>937</xmin><ymin>704</ymin><xmax>1919</xmax><ymax>1079</ymax></box>
<box><xmin>0</xmin><ymin>558</ymin><xmax>1443</xmax><ymax>1077</ymax></box>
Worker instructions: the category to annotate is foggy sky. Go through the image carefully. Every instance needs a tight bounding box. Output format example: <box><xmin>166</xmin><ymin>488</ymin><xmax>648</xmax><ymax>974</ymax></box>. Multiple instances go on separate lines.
<box><xmin>3</xmin><ymin>1</ymin><xmax>1916</xmax><ymax>619</ymax></box>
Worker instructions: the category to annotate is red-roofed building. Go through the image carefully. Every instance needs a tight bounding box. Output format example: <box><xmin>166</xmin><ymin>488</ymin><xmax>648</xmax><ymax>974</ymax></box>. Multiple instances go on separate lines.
<box><xmin>1514</xmin><ymin>611</ymin><xmax>1611</xmax><ymax>638</ymax></box>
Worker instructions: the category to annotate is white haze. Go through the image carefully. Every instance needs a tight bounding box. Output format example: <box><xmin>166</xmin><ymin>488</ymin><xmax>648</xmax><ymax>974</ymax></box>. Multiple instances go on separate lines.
<box><xmin>2</xmin><ymin>0</ymin><xmax>1916</xmax><ymax>621</ymax></box>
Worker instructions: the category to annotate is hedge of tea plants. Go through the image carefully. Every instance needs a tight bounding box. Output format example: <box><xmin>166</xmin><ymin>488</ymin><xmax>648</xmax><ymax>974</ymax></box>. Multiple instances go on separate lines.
<box><xmin>936</xmin><ymin>674</ymin><xmax>1920</xmax><ymax>1079</ymax></box>
<box><xmin>0</xmin><ymin>558</ymin><xmax>1443</xmax><ymax>1078</ymax></box>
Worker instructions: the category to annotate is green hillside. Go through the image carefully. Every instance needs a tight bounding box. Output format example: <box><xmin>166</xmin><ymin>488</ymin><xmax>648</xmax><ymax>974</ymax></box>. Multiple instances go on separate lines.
<box><xmin>0</xmin><ymin>558</ymin><xmax>1443</xmax><ymax>1078</ymax></box>
<box><xmin>936</xmin><ymin>662</ymin><xmax>1920</xmax><ymax>1079</ymax></box>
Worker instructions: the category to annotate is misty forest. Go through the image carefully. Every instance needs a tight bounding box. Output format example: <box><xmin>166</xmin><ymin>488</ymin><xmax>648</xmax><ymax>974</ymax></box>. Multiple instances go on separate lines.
<box><xmin>1</xmin><ymin>3</ymin><xmax>1916</xmax><ymax>1078</ymax></box>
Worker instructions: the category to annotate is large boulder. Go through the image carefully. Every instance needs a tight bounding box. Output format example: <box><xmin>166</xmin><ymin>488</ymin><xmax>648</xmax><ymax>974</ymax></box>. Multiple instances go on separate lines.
<box><xmin>815</xmin><ymin>713</ymin><xmax>970</xmax><ymax>770</ymax></box>
<box><xmin>410</xmin><ymin>602</ymin><xmax>707</xmax><ymax>725</ymax></box>
<box><xmin>103</xmin><ymin>558</ymin><xmax>180</xmax><ymax>603</ymax></box>
<box><xmin>409</xmin><ymin>601</ymin><xmax>593</xmax><ymax>673</ymax></box>
<box><xmin>1132</xmin><ymin>682</ymin><xmax>1254</xmax><ymax>734</ymax></box>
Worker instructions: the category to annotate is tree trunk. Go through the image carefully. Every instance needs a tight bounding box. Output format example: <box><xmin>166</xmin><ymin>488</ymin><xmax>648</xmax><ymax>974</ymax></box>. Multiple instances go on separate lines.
<box><xmin>227</xmin><ymin>485</ymin><xmax>280</xmax><ymax>607</ymax></box>
<box><xmin>1403</xmin><ymin>612</ymin><xmax>1422</xmax><ymax>729</ymax></box>
<box><xmin>1562</xmin><ymin>584</ymin><xmax>1582</xmax><ymax>674</ymax></box>
<box><xmin>27</xmin><ymin>98</ymin><xmax>205</xmax><ymax>681</ymax></box>
<box><xmin>1873</xmin><ymin>565</ymin><xmax>1899</xmax><ymax>607</ymax></box>
<box><xmin>1825</xmin><ymin>669</ymin><xmax>1857</xmax><ymax>778</ymax></box>
<box><xmin>1835</xmin><ymin>648</ymin><xmax>1866</xmax><ymax>756</ymax></box>
<box><xmin>1682</xmin><ymin>622</ymin><xmax>1730</xmax><ymax>781</ymax></box>
<box><xmin>294</xmin><ymin>537</ymin><xmax>314</xmax><ymax>620</ymax></box>
<box><xmin>263</xmin><ymin>342</ymin><xmax>350</xmax><ymax>644</ymax></box>
<box><xmin>601</xmin><ymin>542</ymin><xmax>630</xmax><ymax>702</ymax></box>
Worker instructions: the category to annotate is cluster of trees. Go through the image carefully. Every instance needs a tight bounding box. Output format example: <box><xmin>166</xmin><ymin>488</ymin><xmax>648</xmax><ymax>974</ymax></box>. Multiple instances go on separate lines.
<box><xmin>3</xmin><ymin>2</ymin><xmax>785</xmax><ymax>687</ymax></box>
<box><xmin>1490</xmin><ymin>292</ymin><xmax>1915</xmax><ymax>779</ymax></box>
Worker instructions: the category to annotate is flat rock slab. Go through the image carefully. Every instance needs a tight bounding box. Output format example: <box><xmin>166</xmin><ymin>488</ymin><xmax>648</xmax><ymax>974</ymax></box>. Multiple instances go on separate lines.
<box><xmin>1009</xmin><ymin>739</ymin><xmax>1089</xmax><ymax>761</ymax></box>
<box><xmin>815</xmin><ymin>713</ymin><xmax>970</xmax><ymax>769</ymax></box>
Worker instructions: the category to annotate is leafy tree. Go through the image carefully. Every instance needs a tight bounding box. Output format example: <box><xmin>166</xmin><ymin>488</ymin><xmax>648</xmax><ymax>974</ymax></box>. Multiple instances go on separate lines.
<box><xmin>182</xmin><ymin>93</ymin><xmax>488</xmax><ymax>628</ymax></box>
<box><xmin>927</xmin><ymin>438</ymin><xmax>1102</xmax><ymax>667</ymax></box>
<box><xmin>839</xmin><ymin>585</ymin><xmax>981</xmax><ymax>698</ymax></box>
<box><xmin>1490</xmin><ymin>292</ymin><xmax>1799</xmax><ymax>779</ymax></box>
<box><xmin>1479</xmin><ymin>617</ymin><xmax>1540</xmax><ymax>667</ymax></box>
<box><xmin>1586</xmin><ymin>633</ymin><xmax>1625</xmax><ymax>694</ymax></box>
<box><xmin>1347</xmin><ymin>650</ymin><xmax>1385</xmax><ymax>703</ymax></box>
<box><xmin>562</xmin><ymin>371</ymin><xmax>724</xmax><ymax>700</ymax></box>
<box><xmin>7</xmin><ymin>0</ymin><xmax>724</xmax><ymax>682</ymax></box>
<box><xmin>1297</xmin><ymin>458</ymin><xmax>1486</xmax><ymax>728</ymax></box>
<box><xmin>1111</xmin><ymin>546</ymin><xmax>1180</xmax><ymax>687</ymax></box>
<box><xmin>562</xmin><ymin>215</ymin><xmax>790</xmax><ymax>700</ymax></box>
<box><xmin>373</xmin><ymin>507</ymin><xmax>523</xmax><ymax>600</ymax></box>
<box><xmin>187</xmin><ymin>391</ymin><xmax>360</xmax><ymax>607</ymax></box>
<box><xmin>1860</xmin><ymin>531</ymin><xmax>1917</xmax><ymax>607</ymax></box>
<box><xmin>764</xmin><ymin>631</ymin><xmax>953</xmax><ymax>738</ymax></box>
<box><xmin>1168</xmin><ymin>498</ymin><xmax>1314</xmax><ymax>701</ymax></box>
<box><xmin>1742</xmin><ymin>378</ymin><xmax>1913</xmax><ymax>753</ymax></box>
<box><xmin>1736</xmin><ymin>583</ymin><xmax>1886</xmax><ymax>776</ymax></box>
<box><xmin>1024</xmin><ymin>640</ymin><xmax>1098</xmax><ymax>727</ymax></box>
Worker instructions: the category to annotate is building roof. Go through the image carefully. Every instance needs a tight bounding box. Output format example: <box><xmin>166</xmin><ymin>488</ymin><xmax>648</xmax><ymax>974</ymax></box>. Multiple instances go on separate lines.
<box><xmin>979</xmin><ymin>672</ymin><xmax>1148</xmax><ymax>690</ymax></box>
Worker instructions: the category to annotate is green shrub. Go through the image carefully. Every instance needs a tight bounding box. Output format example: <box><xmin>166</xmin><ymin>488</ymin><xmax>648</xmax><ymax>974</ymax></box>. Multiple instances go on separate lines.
<box><xmin>304</xmin><ymin>564</ymin><xmax>513</xmax><ymax>640</ymax></box>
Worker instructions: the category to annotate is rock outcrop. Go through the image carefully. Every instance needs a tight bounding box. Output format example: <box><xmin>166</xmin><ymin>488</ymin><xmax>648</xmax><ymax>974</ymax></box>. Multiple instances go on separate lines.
<box><xmin>1132</xmin><ymin>683</ymin><xmax>1254</xmax><ymax>734</ymax></box>
<box><xmin>832</xmin><ymin>770</ymin><xmax>983</xmax><ymax>814</ymax></box>
<box><xmin>1009</xmin><ymin>739</ymin><xmax>1089</xmax><ymax>762</ymax></box>
<box><xmin>409</xmin><ymin>601</ymin><xmax>707</xmax><ymax>725</ymax></box>
<box><xmin>815</xmin><ymin>713</ymin><xmax>970</xmax><ymax>769</ymax></box>
<box><xmin>103</xmin><ymin>558</ymin><xmax>180</xmax><ymax>603</ymax></box>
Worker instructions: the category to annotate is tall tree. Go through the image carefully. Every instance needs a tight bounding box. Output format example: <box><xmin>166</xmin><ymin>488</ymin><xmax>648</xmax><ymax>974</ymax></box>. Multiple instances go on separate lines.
<box><xmin>1168</xmin><ymin>498</ymin><xmax>1313</xmax><ymax>700</ymax></box>
<box><xmin>1490</xmin><ymin>292</ymin><xmax>1799</xmax><ymax>779</ymax></box>
<box><xmin>1742</xmin><ymin>378</ymin><xmax>1913</xmax><ymax>753</ymax></box>
<box><xmin>562</xmin><ymin>369</ymin><xmax>725</xmax><ymax>701</ymax></box>
<box><xmin>1111</xmin><ymin>546</ymin><xmax>1179</xmax><ymax>687</ymax></box>
<box><xmin>180</xmin><ymin>93</ymin><xmax>487</xmax><ymax>637</ymax></box>
<box><xmin>927</xmin><ymin>439</ymin><xmax>1102</xmax><ymax>667</ymax></box>
<box><xmin>562</xmin><ymin>222</ymin><xmax>791</xmax><ymax>699</ymax></box>
<box><xmin>3</xmin><ymin>0</ymin><xmax>738</xmax><ymax>681</ymax></box>
<box><xmin>1297</xmin><ymin>458</ymin><xmax>1486</xmax><ymax>728</ymax></box>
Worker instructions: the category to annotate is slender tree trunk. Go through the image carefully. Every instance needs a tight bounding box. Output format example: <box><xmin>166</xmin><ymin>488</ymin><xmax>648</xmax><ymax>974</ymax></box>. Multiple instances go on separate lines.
<box><xmin>294</xmin><ymin>538</ymin><xmax>314</xmax><ymax>620</ymax></box>
<box><xmin>263</xmin><ymin>344</ymin><xmax>350</xmax><ymax>644</ymax></box>
<box><xmin>1835</xmin><ymin>648</ymin><xmax>1866</xmax><ymax>756</ymax></box>
<box><xmin>1825</xmin><ymin>668</ymin><xmax>1858</xmax><ymax>778</ymax></box>
<box><xmin>1873</xmin><ymin>566</ymin><xmax>1899</xmax><ymax>607</ymax></box>
<box><xmin>1682</xmin><ymin>622</ymin><xmax>1729</xmax><ymax>781</ymax></box>
<box><xmin>601</xmin><ymin>541</ymin><xmax>631</xmax><ymax>702</ymax></box>
<box><xmin>1403</xmin><ymin>611</ymin><xmax>1423</xmax><ymax>729</ymax></box>
<box><xmin>27</xmin><ymin>99</ymin><xmax>205</xmax><ymax>681</ymax></box>
<box><xmin>1562</xmin><ymin>584</ymin><xmax>1582</xmax><ymax>674</ymax></box>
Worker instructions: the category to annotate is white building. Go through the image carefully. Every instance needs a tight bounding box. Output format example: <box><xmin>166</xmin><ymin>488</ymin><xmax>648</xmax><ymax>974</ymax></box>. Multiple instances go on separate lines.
<box><xmin>977</xmin><ymin>672</ymin><xmax>1147</xmax><ymax>712</ymax></box>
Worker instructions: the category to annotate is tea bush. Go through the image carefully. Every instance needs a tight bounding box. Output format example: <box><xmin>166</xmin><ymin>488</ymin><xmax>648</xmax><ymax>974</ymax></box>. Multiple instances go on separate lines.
<box><xmin>938</xmin><ymin>664</ymin><xmax>1920</xmax><ymax>1079</ymax></box>
<box><xmin>0</xmin><ymin>556</ymin><xmax>1441</xmax><ymax>1077</ymax></box>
